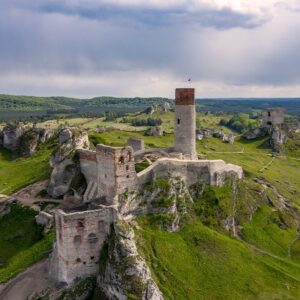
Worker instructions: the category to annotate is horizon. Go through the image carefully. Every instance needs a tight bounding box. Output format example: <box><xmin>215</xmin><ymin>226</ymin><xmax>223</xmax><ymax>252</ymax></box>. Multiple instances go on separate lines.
<box><xmin>2</xmin><ymin>92</ymin><xmax>300</xmax><ymax>101</ymax></box>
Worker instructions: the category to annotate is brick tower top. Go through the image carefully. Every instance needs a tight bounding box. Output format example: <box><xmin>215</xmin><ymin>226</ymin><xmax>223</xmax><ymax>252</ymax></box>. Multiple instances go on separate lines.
<box><xmin>175</xmin><ymin>88</ymin><xmax>195</xmax><ymax>105</ymax></box>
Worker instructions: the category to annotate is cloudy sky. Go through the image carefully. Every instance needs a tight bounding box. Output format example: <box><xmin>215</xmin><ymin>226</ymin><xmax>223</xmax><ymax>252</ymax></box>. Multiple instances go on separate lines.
<box><xmin>1</xmin><ymin>0</ymin><xmax>300</xmax><ymax>98</ymax></box>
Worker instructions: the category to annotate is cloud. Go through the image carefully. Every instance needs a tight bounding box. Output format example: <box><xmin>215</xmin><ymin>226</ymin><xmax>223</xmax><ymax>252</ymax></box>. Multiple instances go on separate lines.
<box><xmin>3</xmin><ymin>0</ymin><xmax>277</xmax><ymax>29</ymax></box>
<box><xmin>0</xmin><ymin>0</ymin><xmax>300</xmax><ymax>97</ymax></box>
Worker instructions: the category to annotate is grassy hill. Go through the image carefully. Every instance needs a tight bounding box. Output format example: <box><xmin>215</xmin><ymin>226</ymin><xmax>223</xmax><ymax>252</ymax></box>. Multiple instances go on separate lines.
<box><xmin>0</xmin><ymin>110</ymin><xmax>299</xmax><ymax>297</ymax></box>
<box><xmin>1</xmin><ymin>94</ymin><xmax>300</xmax><ymax>122</ymax></box>
<box><xmin>136</xmin><ymin>220</ymin><xmax>300</xmax><ymax>300</ymax></box>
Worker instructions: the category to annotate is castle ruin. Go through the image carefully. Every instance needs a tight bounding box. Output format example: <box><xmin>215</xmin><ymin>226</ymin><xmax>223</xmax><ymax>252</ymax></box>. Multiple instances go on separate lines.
<box><xmin>50</xmin><ymin>88</ymin><xmax>243</xmax><ymax>284</ymax></box>
<box><xmin>262</xmin><ymin>108</ymin><xmax>284</xmax><ymax>127</ymax></box>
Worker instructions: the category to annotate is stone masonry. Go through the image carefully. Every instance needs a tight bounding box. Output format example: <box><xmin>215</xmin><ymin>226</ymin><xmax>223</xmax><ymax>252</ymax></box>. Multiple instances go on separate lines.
<box><xmin>96</xmin><ymin>144</ymin><xmax>138</xmax><ymax>205</ymax></box>
<box><xmin>127</xmin><ymin>138</ymin><xmax>145</xmax><ymax>152</ymax></box>
<box><xmin>262</xmin><ymin>108</ymin><xmax>284</xmax><ymax>127</ymax></box>
<box><xmin>174</xmin><ymin>88</ymin><xmax>197</xmax><ymax>160</ymax></box>
<box><xmin>50</xmin><ymin>206</ymin><xmax>117</xmax><ymax>284</ymax></box>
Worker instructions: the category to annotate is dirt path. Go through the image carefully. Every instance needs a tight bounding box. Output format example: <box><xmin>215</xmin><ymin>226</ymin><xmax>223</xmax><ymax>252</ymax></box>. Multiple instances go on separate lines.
<box><xmin>0</xmin><ymin>259</ymin><xmax>56</xmax><ymax>300</ymax></box>
<box><xmin>5</xmin><ymin>180</ymin><xmax>60</xmax><ymax>207</ymax></box>
<box><xmin>259</xmin><ymin>156</ymin><xmax>275</xmax><ymax>172</ymax></box>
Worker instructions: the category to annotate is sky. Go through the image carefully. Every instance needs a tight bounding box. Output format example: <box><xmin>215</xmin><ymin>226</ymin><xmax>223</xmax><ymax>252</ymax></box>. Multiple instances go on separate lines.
<box><xmin>1</xmin><ymin>0</ymin><xmax>300</xmax><ymax>98</ymax></box>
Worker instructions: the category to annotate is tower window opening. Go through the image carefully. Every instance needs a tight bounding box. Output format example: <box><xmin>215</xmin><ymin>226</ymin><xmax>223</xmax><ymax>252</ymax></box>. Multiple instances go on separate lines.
<box><xmin>268</xmin><ymin>111</ymin><xmax>271</xmax><ymax>117</ymax></box>
<box><xmin>119</xmin><ymin>156</ymin><xmax>125</xmax><ymax>164</ymax></box>
<box><xmin>177</xmin><ymin>118</ymin><xmax>181</xmax><ymax>125</ymax></box>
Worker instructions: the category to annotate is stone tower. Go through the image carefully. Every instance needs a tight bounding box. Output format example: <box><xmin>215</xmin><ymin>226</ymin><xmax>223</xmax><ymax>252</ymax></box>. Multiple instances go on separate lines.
<box><xmin>96</xmin><ymin>144</ymin><xmax>137</xmax><ymax>205</ymax></box>
<box><xmin>174</xmin><ymin>88</ymin><xmax>197</xmax><ymax>160</ymax></box>
<box><xmin>261</xmin><ymin>108</ymin><xmax>284</xmax><ymax>128</ymax></box>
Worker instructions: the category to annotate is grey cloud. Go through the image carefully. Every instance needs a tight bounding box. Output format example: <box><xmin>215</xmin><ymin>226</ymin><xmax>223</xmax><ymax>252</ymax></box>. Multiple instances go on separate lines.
<box><xmin>2</xmin><ymin>0</ymin><xmax>271</xmax><ymax>30</ymax></box>
<box><xmin>0</xmin><ymin>0</ymin><xmax>300</xmax><ymax>97</ymax></box>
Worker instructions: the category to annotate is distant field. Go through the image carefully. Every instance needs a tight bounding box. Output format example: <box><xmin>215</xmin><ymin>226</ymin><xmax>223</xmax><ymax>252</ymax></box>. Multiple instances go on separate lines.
<box><xmin>33</xmin><ymin>111</ymin><xmax>229</xmax><ymax>133</ymax></box>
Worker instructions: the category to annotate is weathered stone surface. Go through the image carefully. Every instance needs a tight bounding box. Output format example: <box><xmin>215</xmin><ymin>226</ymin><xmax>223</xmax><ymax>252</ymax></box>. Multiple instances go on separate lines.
<box><xmin>162</xmin><ymin>102</ymin><xmax>171</xmax><ymax>112</ymax></box>
<box><xmin>2</xmin><ymin>123</ymin><xmax>24</xmax><ymax>151</ymax></box>
<box><xmin>98</xmin><ymin>221</ymin><xmax>164</xmax><ymax>300</ymax></box>
<box><xmin>96</xmin><ymin>144</ymin><xmax>137</xmax><ymax>205</ymax></box>
<box><xmin>137</xmin><ymin>158</ymin><xmax>243</xmax><ymax>189</ymax></box>
<box><xmin>196</xmin><ymin>128</ymin><xmax>212</xmax><ymax>140</ymax></box>
<box><xmin>1</xmin><ymin>123</ymin><xmax>53</xmax><ymax>155</ymax></box>
<box><xmin>48</xmin><ymin>158</ymin><xmax>80</xmax><ymax>198</ymax></box>
<box><xmin>223</xmin><ymin>133</ymin><xmax>235</xmax><ymax>144</ymax></box>
<box><xmin>35</xmin><ymin>211</ymin><xmax>54</xmax><ymax>231</ymax></box>
<box><xmin>174</xmin><ymin>88</ymin><xmax>197</xmax><ymax>160</ymax></box>
<box><xmin>270</xmin><ymin>126</ymin><xmax>287</xmax><ymax>153</ymax></box>
<box><xmin>20</xmin><ymin>129</ymin><xmax>40</xmax><ymax>156</ymax></box>
<box><xmin>127</xmin><ymin>138</ymin><xmax>145</xmax><ymax>152</ymax></box>
<box><xmin>243</xmin><ymin>127</ymin><xmax>268</xmax><ymax>140</ymax></box>
<box><xmin>49</xmin><ymin>206</ymin><xmax>117</xmax><ymax>284</ymax></box>
<box><xmin>48</xmin><ymin>128</ymin><xmax>90</xmax><ymax>198</ymax></box>
<box><xmin>262</xmin><ymin>108</ymin><xmax>284</xmax><ymax>127</ymax></box>
<box><xmin>119</xmin><ymin>177</ymin><xmax>193</xmax><ymax>232</ymax></box>
<box><xmin>145</xmin><ymin>126</ymin><xmax>163</xmax><ymax>136</ymax></box>
<box><xmin>213</xmin><ymin>130</ymin><xmax>226</xmax><ymax>139</ymax></box>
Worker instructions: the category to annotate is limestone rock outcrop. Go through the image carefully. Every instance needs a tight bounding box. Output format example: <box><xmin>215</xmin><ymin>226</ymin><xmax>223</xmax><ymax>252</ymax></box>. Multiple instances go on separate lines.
<box><xmin>98</xmin><ymin>221</ymin><xmax>164</xmax><ymax>300</ymax></box>
<box><xmin>243</xmin><ymin>127</ymin><xmax>268</xmax><ymax>140</ymax></box>
<box><xmin>196</xmin><ymin>128</ymin><xmax>212</xmax><ymax>140</ymax></box>
<box><xmin>1</xmin><ymin>123</ymin><xmax>53</xmax><ymax>155</ymax></box>
<box><xmin>142</xmin><ymin>102</ymin><xmax>171</xmax><ymax>115</ymax></box>
<box><xmin>145</xmin><ymin>126</ymin><xmax>163</xmax><ymax>136</ymax></box>
<box><xmin>19</xmin><ymin>127</ymin><xmax>53</xmax><ymax>156</ymax></box>
<box><xmin>47</xmin><ymin>128</ymin><xmax>90</xmax><ymax>198</ymax></box>
<box><xmin>119</xmin><ymin>177</ymin><xmax>193</xmax><ymax>232</ymax></box>
<box><xmin>269</xmin><ymin>126</ymin><xmax>287</xmax><ymax>153</ymax></box>
<box><xmin>2</xmin><ymin>123</ymin><xmax>24</xmax><ymax>151</ymax></box>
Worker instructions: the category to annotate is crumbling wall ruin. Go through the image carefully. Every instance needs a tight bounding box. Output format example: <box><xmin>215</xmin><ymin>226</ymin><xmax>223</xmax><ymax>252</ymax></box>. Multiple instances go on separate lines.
<box><xmin>137</xmin><ymin>158</ymin><xmax>243</xmax><ymax>188</ymax></box>
<box><xmin>50</xmin><ymin>206</ymin><xmax>117</xmax><ymax>284</ymax></box>
<box><xmin>262</xmin><ymin>108</ymin><xmax>284</xmax><ymax>127</ymax></box>
<box><xmin>127</xmin><ymin>138</ymin><xmax>145</xmax><ymax>152</ymax></box>
<box><xmin>96</xmin><ymin>144</ymin><xmax>138</xmax><ymax>205</ymax></box>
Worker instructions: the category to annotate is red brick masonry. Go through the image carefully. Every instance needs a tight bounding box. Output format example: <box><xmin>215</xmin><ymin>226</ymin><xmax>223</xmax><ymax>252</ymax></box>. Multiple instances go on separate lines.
<box><xmin>175</xmin><ymin>88</ymin><xmax>195</xmax><ymax>105</ymax></box>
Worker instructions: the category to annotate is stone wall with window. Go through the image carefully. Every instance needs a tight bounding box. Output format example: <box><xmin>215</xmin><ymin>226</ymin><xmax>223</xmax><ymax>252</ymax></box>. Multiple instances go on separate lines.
<box><xmin>50</xmin><ymin>206</ymin><xmax>117</xmax><ymax>284</ymax></box>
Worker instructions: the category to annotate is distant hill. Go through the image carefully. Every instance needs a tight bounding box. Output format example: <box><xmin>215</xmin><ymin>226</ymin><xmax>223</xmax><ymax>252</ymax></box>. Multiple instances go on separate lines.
<box><xmin>0</xmin><ymin>94</ymin><xmax>172</xmax><ymax>121</ymax></box>
<box><xmin>1</xmin><ymin>94</ymin><xmax>300</xmax><ymax>121</ymax></box>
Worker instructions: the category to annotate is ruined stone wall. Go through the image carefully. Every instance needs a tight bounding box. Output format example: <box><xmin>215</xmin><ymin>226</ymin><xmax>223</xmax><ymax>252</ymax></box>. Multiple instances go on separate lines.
<box><xmin>127</xmin><ymin>138</ymin><xmax>145</xmax><ymax>152</ymax></box>
<box><xmin>174</xmin><ymin>88</ymin><xmax>197</xmax><ymax>160</ymax></box>
<box><xmin>262</xmin><ymin>108</ymin><xmax>284</xmax><ymax>127</ymax></box>
<box><xmin>96</xmin><ymin>144</ymin><xmax>137</xmax><ymax>205</ymax></box>
<box><xmin>137</xmin><ymin>158</ymin><xmax>243</xmax><ymax>188</ymax></box>
<box><xmin>51</xmin><ymin>206</ymin><xmax>117</xmax><ymax>284</ymax></box>
<box><xmin>78</xmin><ymin>150</ymin><xmax>97</xmax><ymax>185</ymax></box>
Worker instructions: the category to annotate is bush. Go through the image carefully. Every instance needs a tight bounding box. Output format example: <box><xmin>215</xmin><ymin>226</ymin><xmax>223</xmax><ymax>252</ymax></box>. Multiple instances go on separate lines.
<box><xmin>221</xmin><ymin>114</ymin><xmax>261</xmax><ymax>133</ymax></box>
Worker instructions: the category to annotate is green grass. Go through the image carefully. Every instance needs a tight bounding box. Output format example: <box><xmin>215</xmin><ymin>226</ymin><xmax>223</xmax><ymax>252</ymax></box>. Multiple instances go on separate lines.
<box><xmin>136</xmin><ymin>220</ymin><xmax>300</xmax><ymax>300</ymax></box>
<box><xmin>135</xmin><ymin>160</ymin><xmax>150</xmax><ymax>173</ymax></box>
<box><xmin>0</xmin><ymin>205</ymin><xmax>43</xmax><ymax>266</ymax></box>
<box><xmin>0</xmin><ymin>138</ymin><xmax>56</xmax><ymax>195</ymax></box>
<box><xmin>89</xmin><ymin>131</ymin><xmax>173</xmax><ymax>149</ymax></box>
<box><xmin>0</xmin><ymin>230</ymin><xmax>55</xmax><ymax>283</ymax></box>
<box><xmin>0</xmin><ymin>204</ymin><xmax>55</xmax><ymax>283</ymax></box>
<box><xmin>242</xmin><ymin>205</ymin><xmax>297</xmax><ymax>258</ymax></box>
